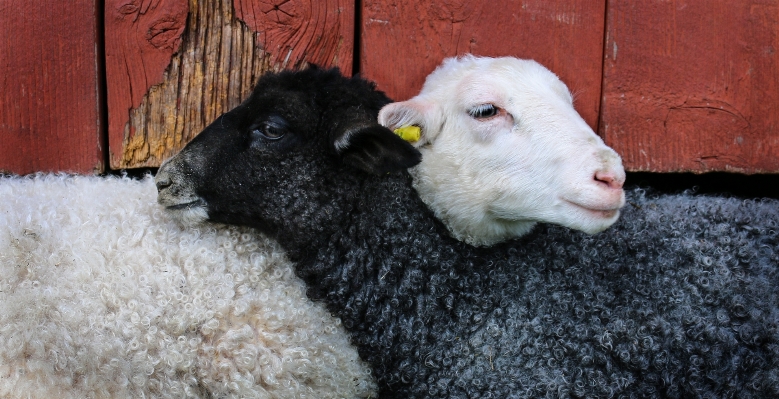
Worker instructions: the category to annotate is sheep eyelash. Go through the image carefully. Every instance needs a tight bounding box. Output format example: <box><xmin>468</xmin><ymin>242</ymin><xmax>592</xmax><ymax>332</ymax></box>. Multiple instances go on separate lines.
<box><xmin>250</xmin><ymin>116</ymin><xmax>289</xmax><ymax>142</ymax></box>
<box><xmin>468</xmin><ymin>104</ymin><xmax>500</xmax><ymax>119</ymax></box>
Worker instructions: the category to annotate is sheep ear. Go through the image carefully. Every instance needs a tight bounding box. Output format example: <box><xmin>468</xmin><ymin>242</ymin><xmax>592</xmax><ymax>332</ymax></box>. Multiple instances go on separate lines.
<box><xmin>335</xmin><ymin>125</ymin><xmax>422</xmax><ymax>175</ymax></box>
<box><xmin>378</xmin><ymin>99</ymin><xmax>440</xmax><ymax>147</ymax></box>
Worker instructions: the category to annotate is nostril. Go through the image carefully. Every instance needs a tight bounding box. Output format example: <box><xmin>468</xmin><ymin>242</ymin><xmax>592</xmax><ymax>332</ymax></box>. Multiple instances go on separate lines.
<box><xmin>594</xmin><ymin>171</ymin><xmax>624</xmax><ymax>190</ymax></box>
<box><xmin>155</xmin><ymin>178</ymin><xmax>172</xmax><ymax>191</ymax></box>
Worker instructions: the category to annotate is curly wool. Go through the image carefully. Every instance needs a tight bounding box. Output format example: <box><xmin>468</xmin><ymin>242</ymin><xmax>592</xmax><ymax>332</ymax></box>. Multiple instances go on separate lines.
<box><xmin>280</xmin><ymin>178</ymin><xmax>779</xmax><ymax>398</ymax></box>
<box><xmin>0</xmin><ymin>174</ymin><xmax>376</xmax><ymax>399</ymax></box>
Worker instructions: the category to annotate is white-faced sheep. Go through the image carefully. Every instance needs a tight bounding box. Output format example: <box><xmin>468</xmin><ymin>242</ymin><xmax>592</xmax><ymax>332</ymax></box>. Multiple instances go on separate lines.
<box><xmin>0</xmin><ymin>174</ymin><xmax>376</xmax><ymax>398</ymax></box>
<box><xmin>379</xmin><ymin>55</ymin><xmax>625</xmax><ymax>246</ymax></box>
<box><xmin>157</xmin><ymin>56</ymin><xmax>779</xmax><ymax>398</ymax></box>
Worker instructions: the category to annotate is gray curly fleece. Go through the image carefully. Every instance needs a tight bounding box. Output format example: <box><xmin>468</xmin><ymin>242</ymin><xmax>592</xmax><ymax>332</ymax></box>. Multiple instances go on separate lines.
<box><xmin>300</xmin><ymin>185</ymin><xmax>779</xmax><ymax>398</ymax></box>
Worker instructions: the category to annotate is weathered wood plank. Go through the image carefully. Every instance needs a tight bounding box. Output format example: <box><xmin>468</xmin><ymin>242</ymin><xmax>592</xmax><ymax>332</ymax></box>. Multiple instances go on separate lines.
<box><xmin>0</xmin><ymin>0</ymin><xmax>103</xmax><ymax>175</ymax></box>
<box><xmin>234</xmin><ymin>0</ymin><xmax>355</xmax><ymax>70</ymax></box>
<box><xmin>360</xmin><ymin>0</ymin><xmax>607</xmax><ymax>129</ymax></box>
<box><xmin>104</xmin><ymin>0</ymin><xmax>188</xmax><ymax>170</ymax></box>
<box><xmin>105</xmin><ymin>0</ymin><xmax>354</xmax><ymax>169</ymax></box>
<box><xmin>601</xmin><ymin>1</ymin><xmax>779</xmax><ymax>173</ymax></box>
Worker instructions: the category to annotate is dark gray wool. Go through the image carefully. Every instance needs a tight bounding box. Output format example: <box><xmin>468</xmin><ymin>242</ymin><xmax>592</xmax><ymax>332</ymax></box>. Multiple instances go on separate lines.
<box><xmin>160</xmin><ymin>67</ymin><xmax>779</xmax><ymax>398</ymax></box>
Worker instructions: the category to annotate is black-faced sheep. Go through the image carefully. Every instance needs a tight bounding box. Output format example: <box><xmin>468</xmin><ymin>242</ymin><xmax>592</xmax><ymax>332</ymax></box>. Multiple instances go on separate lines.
<box><xmin>158</xmin><ymin>57</ymin><xmax>779</xmax><ymax>398</ymax></box>
<box><xmin>0</xmin><ymin>174</ymin><xmax>375</xmax><ymax>398</ymax></box>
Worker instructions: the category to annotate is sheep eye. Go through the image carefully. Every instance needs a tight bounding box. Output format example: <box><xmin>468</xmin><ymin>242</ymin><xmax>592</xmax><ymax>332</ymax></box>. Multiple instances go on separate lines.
<box><xmin>251</xmin><ymin>118</ymin><xmax>287</xmax><ymax>141</ymax></box>
<box><xmin>468</xmin><ymin>104</ymin><xmax>499</xmax><ymax>119</ymax></box>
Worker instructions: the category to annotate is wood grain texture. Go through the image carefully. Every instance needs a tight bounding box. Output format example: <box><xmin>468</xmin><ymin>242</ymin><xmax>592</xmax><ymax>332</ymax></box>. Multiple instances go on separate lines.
<box><xmin>105</xmin><ymin>0</ymin><xmax>354</xmax><ymax>169</ymax></box>
<box><xmin>601</xmin><ymin>1</ymin><xmax>779</xmax><ymax>173</ymax></box>
<box><xmin>360</xmin><ymin>0</ymin><xmax>606</xmax><ymax>129</ymax></box>
<box><xmin>234</xmin><ymin>0</ymin><xmax>355</xmax><ymax>70</ymax></box>
<box><xmin>0</xmin><ymin>0</ymin><xmax>103</xmax><ymax>175</ymax></box>
<box><xmin>104</xmin><ymin>0</ymin><xmax>189</xmax><ymax>169</ymax></box>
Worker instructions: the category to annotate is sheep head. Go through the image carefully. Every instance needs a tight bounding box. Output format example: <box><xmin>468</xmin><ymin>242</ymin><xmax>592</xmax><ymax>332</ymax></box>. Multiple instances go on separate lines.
<box><xmin>379</xmin><ymin>55</ymin><xmax>626</xmax><ymax>246</ymax></box>
<box><xmin>155</xmin><ymin>67</ymin><xmax>421</xmax><ymax>244</ymax></box>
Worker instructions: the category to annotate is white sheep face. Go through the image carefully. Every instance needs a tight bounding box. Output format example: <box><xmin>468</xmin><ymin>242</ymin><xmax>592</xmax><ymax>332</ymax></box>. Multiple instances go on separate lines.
<box><xmin>379</xmin><ymin>55</ymin><xmax>626</xmax><ymax>246</ymax></box>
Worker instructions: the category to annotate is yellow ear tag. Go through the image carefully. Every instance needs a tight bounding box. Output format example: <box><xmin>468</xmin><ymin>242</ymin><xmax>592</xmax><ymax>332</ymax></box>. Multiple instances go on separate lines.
<box><xmin>393</xmin><ymin>125</ymin><xmax>421</xmax><ymax>143</ymax></box>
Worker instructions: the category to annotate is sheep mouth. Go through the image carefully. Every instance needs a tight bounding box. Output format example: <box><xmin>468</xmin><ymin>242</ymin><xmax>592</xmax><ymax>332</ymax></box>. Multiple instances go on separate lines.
<box><xmin>563</xmin><ymin>199</ymin><xmax>621</xmax><ymax>219</ymax></box>
<box><xmin>166</xmin><ymin>199</ymin><xmax>204</xmax><ymax>210</ymax></box>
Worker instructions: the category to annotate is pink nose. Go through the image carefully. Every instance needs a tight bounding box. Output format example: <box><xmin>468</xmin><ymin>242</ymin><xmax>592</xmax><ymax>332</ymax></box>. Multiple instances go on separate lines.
<box><xmin>594</xmin><ymin>170</ymin><xmax>625</xmax><ymax>190</ymax></box>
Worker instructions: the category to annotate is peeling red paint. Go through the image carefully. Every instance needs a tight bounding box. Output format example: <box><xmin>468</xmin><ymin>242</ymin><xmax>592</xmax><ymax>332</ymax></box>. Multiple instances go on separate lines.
<box><xmin>233</xmin><ymin>0</ymin><xmax>354</xmax><ymax>71</ymax></box>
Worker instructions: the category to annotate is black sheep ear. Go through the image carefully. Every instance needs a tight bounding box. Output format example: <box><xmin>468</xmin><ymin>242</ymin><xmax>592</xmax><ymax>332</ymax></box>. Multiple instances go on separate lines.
<box><xmin>335</xmin><ymin>125</ymin><xmax>422</xmax><ymax>175</ymax></box>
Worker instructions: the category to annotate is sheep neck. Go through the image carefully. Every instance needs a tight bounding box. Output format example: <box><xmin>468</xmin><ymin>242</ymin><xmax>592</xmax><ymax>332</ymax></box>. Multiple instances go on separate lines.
<box><xmin>279</xmin><ymin>170</ymin><xmax>451</xmax><ymax>263</ymax></box>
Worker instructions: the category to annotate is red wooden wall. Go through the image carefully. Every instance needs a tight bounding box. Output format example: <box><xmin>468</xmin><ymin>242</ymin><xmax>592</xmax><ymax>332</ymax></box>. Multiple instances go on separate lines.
<box><xmin>0</xmin><ymin>1</ymin><xmax>104</xmax><ymax>175</ymax></box>
<box><xmin>2</xmin><ymin>0</ymin><xmax>778</xmax><ymax>175</ymax></box>
<box><xmin>601</xmin><ymin>0</ymin><xmax>779</xmax><ymax>173</ymax></box>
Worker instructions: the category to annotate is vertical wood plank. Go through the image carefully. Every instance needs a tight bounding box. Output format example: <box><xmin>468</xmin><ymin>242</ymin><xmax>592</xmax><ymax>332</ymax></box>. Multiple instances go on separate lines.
<box><xmin>0</xmin><ymin>0</ymin><xmax>103</xmax><ymax>175</ymax></box>
<box><xmin>601</xmin><ymin>1</ymin><xmax>779</xmax><ymax>173</ymax></box>
<box><xmin>105</xmin><ymin>0</ymin><xmax>354</xmax><ymax>169</ymax></box>
<box><xmin>361</xmin><ymin>0</ymin><xmax>607</xmax><ymax>129</ymax></box>
<box><xmin>104</xmin><ymin>0</ymin><xmax>189</xmax><ymax>170</ymax></box>
<box><xmin>234</xmin><ymin>0</ymin><xmax>355</xmax><ymax>71</ymax></box>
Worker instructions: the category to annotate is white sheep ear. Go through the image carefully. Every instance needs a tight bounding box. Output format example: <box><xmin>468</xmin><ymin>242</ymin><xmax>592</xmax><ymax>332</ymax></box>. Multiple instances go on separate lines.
<box><xmin>378</xmin><ymin>99</ymin><xmax>440</xmax><ymax>147</ymax></box>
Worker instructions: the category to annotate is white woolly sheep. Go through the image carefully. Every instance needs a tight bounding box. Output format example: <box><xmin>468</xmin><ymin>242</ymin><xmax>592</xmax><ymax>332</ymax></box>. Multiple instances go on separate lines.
<box><xmin>0</xmin><ymin>174</ymin><xmax>376</xmax><ymax>399</ymax></box>
<box><xmin>157</xmin><ymin>58</ymin><xmax>779</xmax><ymax>398</ymax></box>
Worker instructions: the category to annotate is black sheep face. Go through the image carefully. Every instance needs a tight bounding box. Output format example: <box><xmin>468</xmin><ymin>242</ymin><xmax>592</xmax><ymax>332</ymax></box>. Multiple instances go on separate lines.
<box><xmin>156</xmin><ymin>67</ymin><xmax>421</xmax><ymax>243</ymax></box>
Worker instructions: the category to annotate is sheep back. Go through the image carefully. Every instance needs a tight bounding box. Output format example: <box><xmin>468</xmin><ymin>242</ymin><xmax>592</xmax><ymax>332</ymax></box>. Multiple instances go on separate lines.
<box><xmin>305</xmin><ymin>187</ymin><xmax>779</xmax><ymax>398</ymax></box>
<box><xmin>0</xmin><ymin>174</ymin><xmax>375</xmax><ymax>399</ymax></box>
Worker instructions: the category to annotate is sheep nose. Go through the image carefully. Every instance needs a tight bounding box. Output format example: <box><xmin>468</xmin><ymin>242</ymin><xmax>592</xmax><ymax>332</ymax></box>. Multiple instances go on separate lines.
<box><xmin>156</xmin><ymin>178</ymin><xmax>172</xmax><ymax>191</ymax></box>
<box><xmin>594</xmin><ymin>170</ymin><xmax>625</xmax><ymax>190</ymax></box>
<box><xmin>155</xmin><ymin>170</ymin><xmax>173</xmax><ymax>192</ymax></box>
